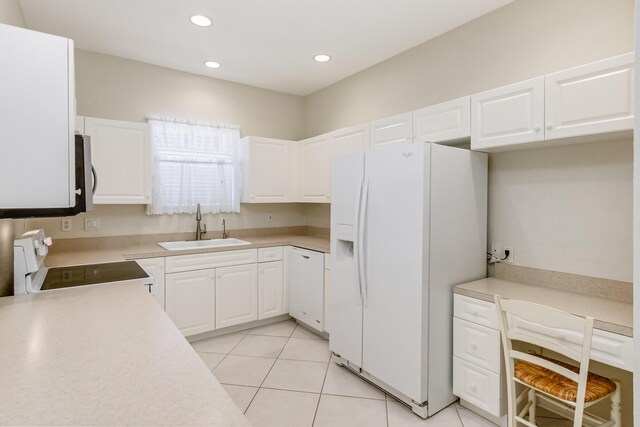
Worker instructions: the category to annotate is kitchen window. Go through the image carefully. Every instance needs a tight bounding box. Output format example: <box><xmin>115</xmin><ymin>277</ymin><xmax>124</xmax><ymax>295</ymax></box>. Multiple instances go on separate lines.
<box><xmin>147</xmin><ymin>118</ymin><xmax>241</xmax><ymax>215</ymax></box>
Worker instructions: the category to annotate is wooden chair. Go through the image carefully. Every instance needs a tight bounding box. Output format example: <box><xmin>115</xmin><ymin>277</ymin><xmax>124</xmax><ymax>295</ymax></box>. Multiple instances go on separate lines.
<box><xmin>494</xmin><ymin>295</ymin><xmax>621</xmax><ymax>427</ymax></box>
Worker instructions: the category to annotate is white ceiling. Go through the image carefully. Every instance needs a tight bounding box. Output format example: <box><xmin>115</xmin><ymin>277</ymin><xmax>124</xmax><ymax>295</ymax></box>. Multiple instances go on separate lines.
<box><xmin>18</xmin><ymin>0</ymin><xmax>513</xmax><ymax>96</ymax></box>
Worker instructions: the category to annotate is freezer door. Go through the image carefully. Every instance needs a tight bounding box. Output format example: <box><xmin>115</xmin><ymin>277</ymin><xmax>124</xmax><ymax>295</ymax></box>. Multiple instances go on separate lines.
<box><xmin>362</xmin><ymin>143</ymin><xmax>430</xmax><ymax>402</ymax></box>
<box><xmin>329</xmin><ymin>152</ymin><xmax>365</xmax><ymax>366</ymax></box>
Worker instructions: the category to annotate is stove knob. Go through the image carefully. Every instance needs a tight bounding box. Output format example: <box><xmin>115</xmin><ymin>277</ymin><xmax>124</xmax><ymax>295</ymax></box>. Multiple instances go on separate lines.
<box><xmin>44</xmin><ymin>237</ymin><xmax>53</xmax><ymax>246</ymax></box>
<box><xmin>37</xmin><ymin>245</ymin><xmax>48</xmax><ymax>257</ymax></box>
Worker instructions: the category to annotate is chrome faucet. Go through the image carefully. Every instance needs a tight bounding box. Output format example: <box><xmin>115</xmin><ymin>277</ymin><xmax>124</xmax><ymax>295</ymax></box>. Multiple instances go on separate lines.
<box><xmin>222</xmin><ymin>218</ymin><xmax>230</xmax><ymax>239</ymax></box>
<box><xmin>195</xmin><ymin>203</ymin><xmax>207</xmax><ymax>240</ymax></box>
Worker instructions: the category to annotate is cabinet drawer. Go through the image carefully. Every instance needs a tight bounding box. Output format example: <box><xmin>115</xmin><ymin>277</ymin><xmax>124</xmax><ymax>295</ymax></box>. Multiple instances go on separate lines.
<box><xmin>453</xmin><ymin>356</ymin><xmax>502</xmax><ymax>417</ymax></box>
<box><xmin>454</xmin><ymin>318</ymin><xmax>502</xmax><ymax>373</ymax></box>
<box><xmin>454</xmin><ymin>294</ymin><xmax>499</xmax><ymax>330</ymax></box>
<box><xmin>258</xmin><ymin>247</ymin><xmax>283</xmax><ymax>262</ymax></box>
<box><xmin>509</xmin><ymin>316</ymin><xmax>634</xmax><ymax>371</ymax></box>
<box><xmin>166</xmin><ymin>249</ymin><xmax>258</xmax><ymax>273</ymax></box>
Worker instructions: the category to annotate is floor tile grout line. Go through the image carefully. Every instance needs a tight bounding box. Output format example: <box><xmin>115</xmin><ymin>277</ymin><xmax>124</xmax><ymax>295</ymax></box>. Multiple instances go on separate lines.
<box><xmin>384</xmin><ymin>392</ymin><xmax>390</xmax><ymax>427</ymax></box>
<box><xmin>310</xmin><ymin>351</ymin><xmax>333</xmax><ymax>426</ymax></box>
<box><xmin>242</xmin><ymin>327</ymin><xmax>296</xmax><ymax>415</ymax></box>
<box><xmin>455</xmin><ymin>404</ymin><xmax>466</xmax><ymax>427</ymax></box>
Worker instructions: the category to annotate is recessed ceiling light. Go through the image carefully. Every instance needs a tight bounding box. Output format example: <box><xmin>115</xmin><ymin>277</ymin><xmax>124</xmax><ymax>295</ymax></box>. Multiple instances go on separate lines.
<box><xmin>203</xmin><ymin>60</ymin><xmax>221</xmax><ymax>69</ymax></box>
<box><xmin>190</xmin><ymin>15</ymin><xmax>212</xmax><ymax>27</ymax></box>
<box><xmin>313</xmin><ymin>54</ymin><xmax>331</xmax><ymax>63</ymax></box>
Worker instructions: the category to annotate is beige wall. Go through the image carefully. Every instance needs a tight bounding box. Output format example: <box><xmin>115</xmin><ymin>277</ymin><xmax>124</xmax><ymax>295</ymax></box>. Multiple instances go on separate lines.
<box><xmin>28</xmin><ymin>204</ymin><xmax>307</xmax><ymax>240</ymax></box>
<box><xmin>303</xmin><ymin>0</ymin><xmax>634</xmax><ymax>137</ymax></box>
<box><xmin>74</xmin><ymin>50</ymin><xmax>304</xmax><ymax>140</ymax></box>
<box><xmin>0</xmin><ymin>0</ymin><xmax>24</xmax><ymax>28</ymax></box>
<box><xmin>303</xmin><ymin>0</ymin><xmax>634</xmax><ymax>282</ymax></box>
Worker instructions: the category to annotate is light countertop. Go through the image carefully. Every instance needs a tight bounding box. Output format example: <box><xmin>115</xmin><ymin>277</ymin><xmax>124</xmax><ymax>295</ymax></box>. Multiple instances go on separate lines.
<box><xmin>45</xmin><ymin>234</ymin><xmax>330</xmax><ymax>267</ymax></box>
<box><xmin>454</xmin><ymin>278</ymin><xmax>632</xmax><ymax>337</ymax></box>
<box><xmin>0</xmin><ymin>283</ymin><xmax>249</xmax><ymax>426</ymax></box>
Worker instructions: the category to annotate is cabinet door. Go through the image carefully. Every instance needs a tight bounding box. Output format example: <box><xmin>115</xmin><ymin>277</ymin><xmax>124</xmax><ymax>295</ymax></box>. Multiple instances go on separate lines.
<box><xmin>413</xmin><ymin>97</ymin><xmax>470</xmax><ymax>143</ymax></box>
<box><xmin>136</xmin><ymin>257</ymin><xmax>165</xmax><ymax>309</ymax></box>
<box><xmin>0</xmin><ymin>25</ymin><xmax>75</xmax><ymax>209</ymax></box>
<box><xmin>242</xmin><ymin>137</ymin><xmax>292</xmax><ymax>203</ymax></box>
<box><xmin>330</xmin><ymin>124</ymin><xmax>369</xmax><ymax>157</ymax></box>
<box><xmin>84</xmin><ymin>117</ymin><xmax>151</xmax><ymax>204</ymax></box>
<box><xmin>299</xmin><ymin>134</ymin><xmax>331</xmax><ymax>203</ymax></box>
<box><xmin>545</xmin><ymin>52</ymin><xmax>634</xmax><ymax>140</ymax></box>
<box><xmin>471</xmin><ymin>77</ymin><xmax>544</xmax><ymax>151</ymax></box>
<box><xmin>370</xmin><ymin>112</ymin><xmax>412</xmax><ymax>150</ymax></box>
<box><xmin>165</xmin><ymin>269</ymin><xmax>215</xmax><ymax>337</ymax></box>
<box><xmin>258</xmin><ymin>261</ymin><xmax>284</xmax><ymax>319</ymax></box>
<box><xmin>216</xmin><ymin>264</ymin><xmax>258</xmax><ymax>328</ymax></box>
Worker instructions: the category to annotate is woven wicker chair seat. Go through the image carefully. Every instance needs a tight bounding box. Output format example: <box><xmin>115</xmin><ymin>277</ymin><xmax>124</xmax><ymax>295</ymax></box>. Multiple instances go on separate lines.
<box><xmin>514</xmin><ymin>354</ymin><xmax>616</xmax><ymax>403</ymax></box>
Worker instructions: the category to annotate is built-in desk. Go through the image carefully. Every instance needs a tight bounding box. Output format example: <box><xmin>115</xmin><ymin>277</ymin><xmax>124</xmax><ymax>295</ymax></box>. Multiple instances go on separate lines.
<box><xmin>452</xmin><ymin>277</ymin><xmax>632</xmax><ymax>425</ymax></box>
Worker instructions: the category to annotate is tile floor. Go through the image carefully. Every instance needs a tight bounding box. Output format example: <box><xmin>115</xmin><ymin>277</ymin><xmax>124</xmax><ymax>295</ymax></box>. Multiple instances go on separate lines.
<box><xmin>192</xmin><ymin>319</ymin><xmax>572</xmax><ymax>427</ymax></box>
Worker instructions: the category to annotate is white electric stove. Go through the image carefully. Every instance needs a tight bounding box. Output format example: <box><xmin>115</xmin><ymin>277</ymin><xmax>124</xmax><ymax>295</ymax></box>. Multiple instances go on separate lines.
<box><xmin>14</xmin><ymin>229</ymin><xmax>154</xmax><ymax>295</ymax></box>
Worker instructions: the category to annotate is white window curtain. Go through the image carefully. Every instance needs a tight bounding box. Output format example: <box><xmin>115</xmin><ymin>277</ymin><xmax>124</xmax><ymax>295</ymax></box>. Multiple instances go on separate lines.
<box><xmin>147</xmin><ymin>118</ymin><xmax>241</xmax><ymax>215</ymax></box>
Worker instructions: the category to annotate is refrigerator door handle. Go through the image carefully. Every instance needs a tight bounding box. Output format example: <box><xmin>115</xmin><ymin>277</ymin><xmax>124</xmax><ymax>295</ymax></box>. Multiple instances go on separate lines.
<box><xmin>358</xmin><ymin>175</ymin><xmax>369</xmax><ymax>307</ymax></box>
<box><xmin>353</xmin><ymin>175</ymin><xmax>364</xmax><ymax>306</ymax></box>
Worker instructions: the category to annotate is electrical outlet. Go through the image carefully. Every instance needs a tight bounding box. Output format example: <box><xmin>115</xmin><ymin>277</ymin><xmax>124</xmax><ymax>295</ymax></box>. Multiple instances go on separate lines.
<box><xmin>267</xmin><ymin>213</ymin><xmax>273</xmax><ymax>222</ymax></box>
<box><xmin>84</xmin><ymin>217</ymin><xmax>101</xmax><ymax>231</ymax></box>
<box><xmin>503</xmin><ymin>246</ymin><xmax>514</xmax><ymax>264</ymax></box>
<box><xmin>61</xmin><ymin>219</ymin><xmax>72</xmax><ymax>232</ymax></box>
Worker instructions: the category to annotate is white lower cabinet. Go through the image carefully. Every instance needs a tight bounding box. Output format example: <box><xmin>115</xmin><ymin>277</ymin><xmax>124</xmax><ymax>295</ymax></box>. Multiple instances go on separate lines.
<box><xmin>216</xmin><ymin>264</ymin><xmax>258</xmax><ymax>328</ymax></box>
<box><xmin>453</xmin><ymin>356</ymin><xmax>502</xmax><ymax>417</ymax></box>
<box><xmin>258</xmin><ymin>261</ymin><xmax>284</xmax><ymax>319</ymax></box>
<box><xmin>136</xmin><ymin>257</ymin><xmax>165</xmax><ymax>309</ymax></box>
<box><xmin>165</xmin><ymin>269</ymin><xmax>216</xmax><ymax>337</ymax></box>
<box><xmin>453</xmin><ymin>294</ymin><xmax>506</xmax><ymax>422</ymax></box>
<box><xmin>159</xmin><ymin>246</ymin><xmax>327</xmax><ymax>337</ymax></box>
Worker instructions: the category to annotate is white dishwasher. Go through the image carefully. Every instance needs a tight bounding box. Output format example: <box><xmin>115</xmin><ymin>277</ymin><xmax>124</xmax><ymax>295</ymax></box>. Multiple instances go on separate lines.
<box><xmin>288</xmin><ymin>247</ymin><xmax>325</xmax><ymax>332</ymax></box>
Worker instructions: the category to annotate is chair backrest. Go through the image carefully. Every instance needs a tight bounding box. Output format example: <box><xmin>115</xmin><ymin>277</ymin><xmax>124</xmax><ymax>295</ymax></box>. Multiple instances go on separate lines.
<box><xmin>494</xmin><ymin>295</ymin><xmax>595</xmax><ymax>423</ymax></box>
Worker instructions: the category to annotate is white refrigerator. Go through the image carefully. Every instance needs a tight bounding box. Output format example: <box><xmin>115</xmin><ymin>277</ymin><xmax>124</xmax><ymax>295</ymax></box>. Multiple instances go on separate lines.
<box><xmin>329</xmin><ymin>142</ymin><xmax>487</xmax><ymax>418</ymax></box>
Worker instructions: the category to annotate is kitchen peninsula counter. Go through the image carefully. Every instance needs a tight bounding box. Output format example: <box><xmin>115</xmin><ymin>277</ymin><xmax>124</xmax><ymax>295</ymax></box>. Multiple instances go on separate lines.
<box><xmin>0</xmin><ymin>282</ymin><xmax>250</xmax><ymax>426</ymax></box>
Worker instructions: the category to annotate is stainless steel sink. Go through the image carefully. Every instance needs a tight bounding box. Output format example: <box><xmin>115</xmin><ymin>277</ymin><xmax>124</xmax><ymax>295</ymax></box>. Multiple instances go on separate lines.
<box><xmin>158</xmin><ymin>238</ymin><xmax>251</xmax><ymax>251</ymax></box>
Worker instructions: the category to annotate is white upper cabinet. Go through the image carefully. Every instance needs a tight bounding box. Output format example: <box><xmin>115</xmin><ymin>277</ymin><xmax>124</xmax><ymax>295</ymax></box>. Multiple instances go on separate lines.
<box><xmin>330</xmin><ymin>124</ymin><xmax>369</xmax><ymax>157</ymax></box>
<box><xmin>545</xmin><ymin>52</ymin><xmax>634</xmax><ymax>140</ymax></box>
<box><xmin>241</xmin><ymin>136</ymin><xmax>294</xmax><ymax>203</ymax></box>
<box><xmin>471</xmin><ymin>77</ymin><xmax>545</xmax><ymax>151</ymax></box>
<box><xmin>165</xmin><ymin>269</ymin><xmax>216</xmax><ymax>337</ymax></box>
<box><xmin>413</xmin><ymin>96</ymin><xmax>470</xmax><ymax>144</ymax></box>
<box><xmin>0</xmin><ymin>24</ymin><xmax>75</xmax><ymax>209</ymax></box>
<box><xmin>84</xmin><ymin>117</ymin><xmax>152</xmax><ymax>204</ymax></box>
<box><xmin>370</xmin><ymin>112</ymin><xmax>413</xmax><ymax>150</ymax></box>
<box><xmin>299</xmin><ymin>134</ymin><xmax>331</xmax><ymax>203</ymax></box>
<box><xmin>215</xmin><ymin>264</ymin><xmax>258</xmax><ymax>328</ymax></box>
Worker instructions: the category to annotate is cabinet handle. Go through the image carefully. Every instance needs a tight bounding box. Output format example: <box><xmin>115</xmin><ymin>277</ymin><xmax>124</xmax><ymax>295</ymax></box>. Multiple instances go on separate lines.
<box><xmin>471</xmin><ymin>342</ymin><xmax>478</xmax><ymax>350</ymax></box>
<box><xmin>546</xmin><ymin>122</ymin><xmax>553</xmax><ymax>130</ymax></box>
<box><xmin>533</xmin><ymin>125</ymin><xmax>541</xmax><ymax>132</ymax></box>
<box><xmin>470</xmin><ymin>383</ymin><xmax>477</xmax><ymax>392</ymax></box>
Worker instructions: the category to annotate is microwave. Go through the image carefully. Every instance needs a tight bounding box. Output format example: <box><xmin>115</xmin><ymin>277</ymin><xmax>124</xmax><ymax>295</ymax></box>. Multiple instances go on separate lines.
<box><xmin>0</xmin><ymin>134</ymin><xmax>94</xmax><ymax>219</ymax></box>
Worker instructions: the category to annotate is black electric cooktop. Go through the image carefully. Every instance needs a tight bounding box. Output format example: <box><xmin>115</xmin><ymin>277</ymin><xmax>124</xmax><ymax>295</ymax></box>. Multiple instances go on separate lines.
<box><xmin>41</xmin><ymin>261</ymin><xmax>149</xmax><ymax>291</ymax></box>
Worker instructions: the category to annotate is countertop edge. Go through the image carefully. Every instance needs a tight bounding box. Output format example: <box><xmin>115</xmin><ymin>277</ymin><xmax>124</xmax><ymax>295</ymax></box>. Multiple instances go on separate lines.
<box><xmin>454</xmin><ymin>282</ymin><xmax>633</xmax><ymax>338</ymax></box>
